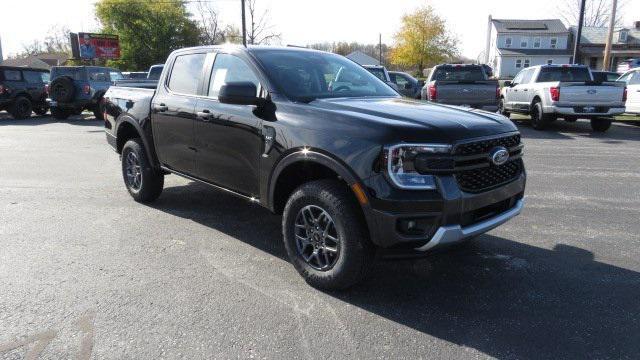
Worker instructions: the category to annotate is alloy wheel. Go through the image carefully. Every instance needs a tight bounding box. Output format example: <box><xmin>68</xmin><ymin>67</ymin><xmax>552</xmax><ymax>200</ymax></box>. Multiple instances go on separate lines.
<box><xmin>294</xmin><ymin>205</ymin><xmax>340</xmax><ymax>271</ymax></box>
<box><xmin>125</xmin><ymin>151</ymin><xmax>142</xmax><ymax>191</ymax></box>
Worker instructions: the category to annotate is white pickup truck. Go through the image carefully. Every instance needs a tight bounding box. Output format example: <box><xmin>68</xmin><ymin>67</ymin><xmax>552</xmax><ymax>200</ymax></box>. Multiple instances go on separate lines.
<box><xmin>499</xmin><ymin>65</ymin><xmax>626</xmax><ymax>132</ymax></box>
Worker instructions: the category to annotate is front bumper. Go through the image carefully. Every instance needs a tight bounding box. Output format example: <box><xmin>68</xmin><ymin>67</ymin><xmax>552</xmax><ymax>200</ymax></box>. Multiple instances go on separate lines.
<box><xmin>544</xmin><ymin>105</ymin><xmax>625</xmax><ymax>117</ymax></box>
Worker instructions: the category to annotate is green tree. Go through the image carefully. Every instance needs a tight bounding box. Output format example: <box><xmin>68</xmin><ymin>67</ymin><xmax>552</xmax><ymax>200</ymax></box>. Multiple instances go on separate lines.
<box><xmin>95</xmin><ymin>0</ymin><xmax>200</xmax><ymax>70</ymax></box>
<box><xmin>389</xmin><ymin>5</ymin><xmax>458</xmax><ymax>72</ymax></box>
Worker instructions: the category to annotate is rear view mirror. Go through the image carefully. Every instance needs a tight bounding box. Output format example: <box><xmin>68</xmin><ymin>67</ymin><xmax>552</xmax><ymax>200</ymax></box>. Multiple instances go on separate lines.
<box><xmin>218</xmin><ymin>82</ymin><xmax>259</xmax><ymax>106</ymax></box>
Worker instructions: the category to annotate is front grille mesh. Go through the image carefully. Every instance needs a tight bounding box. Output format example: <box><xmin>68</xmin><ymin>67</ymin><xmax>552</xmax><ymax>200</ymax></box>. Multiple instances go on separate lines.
<box><xmin>454</xmin><ymin>134</ymin><xmax>521</xmax><ymax>156</ymax></box>
<box><xmin>456</xmin><ymin>159</ymin><xmax>523</xmax><ymax>193</ymax></box>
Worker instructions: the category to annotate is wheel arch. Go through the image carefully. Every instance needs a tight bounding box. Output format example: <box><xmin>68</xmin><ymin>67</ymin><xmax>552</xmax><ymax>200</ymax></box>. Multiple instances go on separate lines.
<box><xmin>115</xmin><ymin>116</ymin><xmax>160</xmax><ymax>170</ymax></box>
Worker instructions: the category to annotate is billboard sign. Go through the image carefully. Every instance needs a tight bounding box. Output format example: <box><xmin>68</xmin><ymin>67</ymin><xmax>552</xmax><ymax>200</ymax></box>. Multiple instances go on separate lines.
<box><xmin>77</xmin><ymin>33</ymin><xmax>120</xmax><ymax>60</ymax></box>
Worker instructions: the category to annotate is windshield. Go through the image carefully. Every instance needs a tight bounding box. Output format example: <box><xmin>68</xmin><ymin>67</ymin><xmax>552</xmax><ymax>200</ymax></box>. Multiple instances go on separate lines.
<box><xmin>537</xmin><ymin>67</ymin><xmax>592</xmax><ymax>82</ymax></box>
<box><xmin>432</xmin><ymin>66</ymin><xmax>486</xmax><ymax>81</ymax></box>
<box><xmin>252</xmin><ymin>50</ymin><xmax>398</xmax><ymax>102</ymax></box>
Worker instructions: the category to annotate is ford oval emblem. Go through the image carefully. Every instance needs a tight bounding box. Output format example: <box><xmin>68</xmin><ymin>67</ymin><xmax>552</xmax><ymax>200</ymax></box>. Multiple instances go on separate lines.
<box><xmin>490</xmin><ymin>147</ymin><xmax>509</xmax><ymax>166</ymax></box>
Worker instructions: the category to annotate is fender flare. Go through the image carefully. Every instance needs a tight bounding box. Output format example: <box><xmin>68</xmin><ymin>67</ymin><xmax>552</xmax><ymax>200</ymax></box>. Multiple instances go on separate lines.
<box><xmin>114</xmin><ymin>115</ymin><xmax>161</xmax><ymax>170</ymax></box>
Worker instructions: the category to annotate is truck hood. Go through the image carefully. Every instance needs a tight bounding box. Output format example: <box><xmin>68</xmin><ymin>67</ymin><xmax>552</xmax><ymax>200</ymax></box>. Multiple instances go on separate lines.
<box><xmin>309</xmin><ymin>97</ymin><xmax>517</xmax><ymax>142</ymax></box>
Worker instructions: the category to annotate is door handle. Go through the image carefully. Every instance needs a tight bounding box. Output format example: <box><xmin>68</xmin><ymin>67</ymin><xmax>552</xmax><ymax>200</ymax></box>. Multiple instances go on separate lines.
<box><xmin>523</xmin><ymin>89</ymin><xmax>528</xmax><ymax>91</ymax></box>
<box><xmin>197</xmin><ymin>109</ymin><xmax>211</xmax><ymax>121</ymax></box>
<box><xmin>153</xmin><ymin>103</ymin><xmax>168</xmax><ymax>112</ymax></box>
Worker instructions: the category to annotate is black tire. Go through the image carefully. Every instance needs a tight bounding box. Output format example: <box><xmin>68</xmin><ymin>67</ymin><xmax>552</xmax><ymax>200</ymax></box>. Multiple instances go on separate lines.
<box><xmin>121</xmin><ymin>138</ymin><xmax>164</xmax><ymax>203</ymax></box>
<box><xmin>33</xmin><ymin>105</ymin><xmax>49</xmax><ymax>116</ymax></box>
<box><xmin>498</xmin><ymin>98</ymin><xmax>510</xmax><ymax>117</ymax></box>
<box><xmin>530</xmin><ymin>101</ymin><xmax>553</xmax><ymax>130</ymax></box>
<box><xmin>50</xmin><ymin>107</ymin><xmax>70</xmax><ymax>120</ymax></box>
<box><xmin>590</xmin><ymin>118</ymin><xmax>612</xmax><ymax>132</ymax></box>
<box><xmin>93</xmin><ymin>98</ymin><xmax>105</xmax><ymax>120</ymax></box>
<box><xmin>564</xmin><ymin>116</ymin><xmax>578</xmax><ymax>123</ymax></box>
<box><xmin>8</xmin><ymin>96</ymin><xmax>32</xmax><ymax>119</ymax></box>
<box><xmin>282</xmin><ymin>179</ymin><xmax>375</xmax><ymax>290</ymax></box>
<box><xmin>49</xmin><ymin>76</ymin><xmax>75</xmax><ymax>102</ymax></box>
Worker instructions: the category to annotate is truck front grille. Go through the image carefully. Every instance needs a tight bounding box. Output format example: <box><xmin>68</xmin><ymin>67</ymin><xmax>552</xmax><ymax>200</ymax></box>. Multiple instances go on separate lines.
<box><xmin>454</xmin><ymin>134</ymin><xmax>521</xmax><ymax>156</ymax></box>
<box><xmin>455</xmin><ymin>159</ymin><xmax>524</xmax><ymax>193</ymax></box>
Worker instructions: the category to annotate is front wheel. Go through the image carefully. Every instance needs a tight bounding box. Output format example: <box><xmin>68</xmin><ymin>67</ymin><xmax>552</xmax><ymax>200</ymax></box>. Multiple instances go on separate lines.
<box><xmin>9</xmin><ymin>96</ymin><xmax>32</xmax><ymax>119</ymax></box>
<box><xmin>121</xmin><ymin>138</ymin><xmax>164</xmax><ymax>202</ymax></box>
<box><xmin>282</xmin><ymin>179</ymin><xmax>375</xmax><ymax>290</ymax></box>
<box><xmin>590</xmin><ymin>118</ymin><xmax>612</xmax><ymax>132</ymax></box>
<box><xmin>498</xmin><ymin>98</ymin><xmax>510</xmax><ymax>117</ymax></box>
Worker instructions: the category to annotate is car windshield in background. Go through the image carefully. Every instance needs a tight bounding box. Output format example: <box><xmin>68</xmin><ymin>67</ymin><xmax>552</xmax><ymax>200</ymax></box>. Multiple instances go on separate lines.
<box><xmin>537</xmin><ymin>67</ymin><xmax>591</xmax><ymax>82</ymax></box>
<box><xmin>148</xmin><ymin>66</ymin><xmax>163</xmax><ymax>80</ymax></box>
<box><xmin>110</xmin><ymin>71</ymin><xmax>124</xmax><ymax>81</ymax></box>
<box><xmin>432</xmin><ymin>66</ymin><xmax>486</xmax><ymax>81</ymax></box>
<box><xmin>51</xmin><ymin>67</ymin><xmax>84</xmax><ymax>81</ymax></box>
<box><xmin>252</xmin><ymin>50</ymin><xmax>398</xmax><ymax>102</ymax></box>
<box><xmin>367</xmin><ymin>68</ymin><xmax>387</xmax><ymax>81</ymax></box>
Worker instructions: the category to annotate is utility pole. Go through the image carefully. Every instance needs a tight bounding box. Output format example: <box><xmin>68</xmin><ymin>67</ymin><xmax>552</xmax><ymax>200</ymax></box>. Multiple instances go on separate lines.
<box><xmin>603</xmin><ymin>0</ymin><xmax>618</xmax><ymax>71</ymax></box>
<box><xmin>241</xmin><ymin>0</ymin><xmax>247</xmax><ymax>47</ymax></box>
<box><xmin>379</xmin><ymin>33</ymin><xmax>382</xmax><ymax>65</ymax></box>
<box><xmin>572</xmin><ymin>0</ymin><xmax>587</xmax><ymax>64</ymax></box>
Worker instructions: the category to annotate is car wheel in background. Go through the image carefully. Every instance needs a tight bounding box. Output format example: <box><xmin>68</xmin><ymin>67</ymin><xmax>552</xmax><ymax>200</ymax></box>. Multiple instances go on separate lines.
<box><xmin>33</xmin><ymin>105</ymin><xmax>49</xmax><ymax>116</ymax></box>
<box><xmin>93</xmin><ymin>99</ymin><xmax>105</xmax><ymax>120</ymax></box>
<box><xmin>498</xmin><ymin>98</ymin><xmax>510</xmax><ymax>118</ymax></box>
<box><xmin>282</xmin><ymin>179</ymin><xmax>375</xmax><ymax>290</ymax></box>
<box><xmin>121</xmin><ymin>138</ymin><xmax>164</xmax><ymax>203</ymax></box>
<box><xmin>590</xmin><ymin>118</ymin><xmax>612</xmax><ymax>132</ymax></box>
<box><xmin>49</xmin><ymin>76</ymin><xmax>75</xmax><ymax>102</ymax></box>
<box><xmin>530</xmin><ymin>101</ymin><xmax>552</xmax><ymax>130</ymax></box>
<box><xmin>50</xmin><ymin>107</ymin><xmax>70</xmax><ymax>120</ymax></box>
<box><xmin>8</xmin><ymin>96</ymin><xmax>33</xmax><ymax>119</ymax></box>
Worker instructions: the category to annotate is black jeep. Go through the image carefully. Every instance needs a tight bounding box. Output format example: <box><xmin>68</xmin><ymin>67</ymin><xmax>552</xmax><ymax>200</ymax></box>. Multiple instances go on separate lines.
<box><xmin>0</xmin><ymin>66</ymin><xmax>50</xmax><ymax>119</ymax></box>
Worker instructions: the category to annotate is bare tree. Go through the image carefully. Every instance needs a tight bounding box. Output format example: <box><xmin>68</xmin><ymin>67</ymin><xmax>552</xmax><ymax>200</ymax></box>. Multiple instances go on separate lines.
<box><xmin>558</xmin><ymin>0</ymin><xmax>627</xmax><ymax>27</ymax></box>
<box><xmin>15</xmin><ymin>25</ymin><xmax>71</xmax><ymax>58</ymax></box>
<box><xmin>246</xmin><ymin>0</ymin><xmax>281</xmax><ymax>45</ymax></box>
<box><xmin>194</xmin><ymin>1</ymin><xmax>223</xmax><ymax>45</ymax></box>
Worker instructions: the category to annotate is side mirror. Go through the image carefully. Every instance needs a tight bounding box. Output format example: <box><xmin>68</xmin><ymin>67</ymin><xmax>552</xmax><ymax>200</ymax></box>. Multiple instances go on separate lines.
<box><xmin>218</xmin><ymin>82</ymin><xmax>260</xmax><ymax>106</ymax></box>
<box><xmin>503</xmin><ymin>81</ymin><xmax>512</xmax><ymax>87</ymax></box>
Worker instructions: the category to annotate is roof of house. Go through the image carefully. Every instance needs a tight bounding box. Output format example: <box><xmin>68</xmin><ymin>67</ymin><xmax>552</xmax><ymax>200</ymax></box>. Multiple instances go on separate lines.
<box><xmin>492</xmin><ymin>19</ymin><xmax>568</xmax><ymax>34</ymax></box>
<box><xmin>346</xmin><ymin>50</ymin><xmax>380</xmax><ymax>66</ymax></box>
<box><xmin>0</xmin><ymin>56</ymin><xmax>51</xmax><ymax>69</ymax></box>
<box><xmin>497</xmin><ymin>48</ymin><xmax>573</xmax><ymax>56</ymax></box>
<box><xmin>569</xmin><ymin>26</ymin><xmax>640</xmax><ymax>45</ymax></box>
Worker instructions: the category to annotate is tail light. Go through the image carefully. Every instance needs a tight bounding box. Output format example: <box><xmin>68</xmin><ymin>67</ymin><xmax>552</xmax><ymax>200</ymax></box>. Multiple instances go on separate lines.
<box><xmin>44</xmin><ymin>84</ymin><xmax>49</xmax><ymax>95</ymax></box>
<box><xmin>550</xmin><ymin>86</ymin><xmax>560</xmax><ymax>102</ymax></box>
<box><xmin>623</xmin><ymin>87</ymin><xmax>628</xmax><ymax>102</ymax></box>
<box><xmin>428</xmin><ymin>84</ymin><xmax>437</xmax><ymax>100</ymax></box>
<box><xmin>496</xmin><ymin>86</ymin><xmax>501</xmax><ymax>100</ymax></box>
<box><xmin>83</xmin><ymin>84</ymin><xmax>91</xmax><ymax>95</ymax></box>
<box><xmin>0</xmin><ymin>85</ymin><xmax>5</xmax><ymax>95</ymax></box>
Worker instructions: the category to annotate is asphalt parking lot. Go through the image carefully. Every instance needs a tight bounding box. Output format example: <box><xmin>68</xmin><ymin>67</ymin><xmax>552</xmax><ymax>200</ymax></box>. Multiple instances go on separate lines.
<box><xmin>1</xmin><ymin>112</ymin><xmax>639</xmax><ymax>359</ymax></box>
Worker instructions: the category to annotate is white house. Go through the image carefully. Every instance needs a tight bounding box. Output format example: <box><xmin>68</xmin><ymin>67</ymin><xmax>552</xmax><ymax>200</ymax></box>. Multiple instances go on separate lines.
<box><xmin>485</xmin><ymin>18</ymin><xmax>573</xmax><ymax>79</ymax></box>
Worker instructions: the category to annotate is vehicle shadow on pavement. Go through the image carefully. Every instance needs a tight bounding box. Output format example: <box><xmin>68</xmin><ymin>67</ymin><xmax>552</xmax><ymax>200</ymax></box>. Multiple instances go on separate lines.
<box><xmin>0</xmin><ymin>112</ymin><xmax>100</xmax><ymax>126</ymax></box>
<box><xmin>153</xmin><ymin>181</ymin><xmax>640</xmax><ymax>359</ymax></box>
<box><xmin>514</xmin><ymin>117</ymin><xmax>640</xmax><ymax>142</ymax></box>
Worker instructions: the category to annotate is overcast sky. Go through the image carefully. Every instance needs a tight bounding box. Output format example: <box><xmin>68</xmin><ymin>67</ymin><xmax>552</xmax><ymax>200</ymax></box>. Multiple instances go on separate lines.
<box><xmin>1</xmin><ymin>0</ymin><xmax>639</xmax><ymax>60</ymax></box>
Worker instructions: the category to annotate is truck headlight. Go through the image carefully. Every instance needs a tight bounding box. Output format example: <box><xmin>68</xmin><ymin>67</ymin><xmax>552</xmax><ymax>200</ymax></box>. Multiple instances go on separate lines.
<box><xmin>384</xmin><ymin>143</ymin><xmax>451</xmax><ymax>190</ymax></box>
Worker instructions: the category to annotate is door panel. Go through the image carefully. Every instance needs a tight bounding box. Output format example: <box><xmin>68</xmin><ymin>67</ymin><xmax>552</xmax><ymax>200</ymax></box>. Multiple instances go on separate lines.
<box><xmin>194</xmin><ymin>52</ymin><xmax>263</xmax><ymax>197</ymax></box>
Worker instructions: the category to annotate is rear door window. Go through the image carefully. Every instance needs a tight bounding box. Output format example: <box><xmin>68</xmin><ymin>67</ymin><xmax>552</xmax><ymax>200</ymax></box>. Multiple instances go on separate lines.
<box><xmin>168</xmin><ymin>53</ymin><xmax>207</xmax><ymax>95</ymax></box>
<box><xmin>3</xmin><ymin>70</ymin><xmax>22</xmax><ymax>81</ymax></box>
<box><xmin>23</xmin><ymin>71</ymin><xmax>46</xmax><ymax>83</ymax></box>
<box><xmin>367</xmin><ymin>68</ymin><xmax>387</xmax><ymax>81</ymax></box>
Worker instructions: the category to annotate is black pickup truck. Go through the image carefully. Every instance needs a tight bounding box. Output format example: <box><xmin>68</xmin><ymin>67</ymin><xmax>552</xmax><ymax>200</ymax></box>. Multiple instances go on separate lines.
<box><xmin>104</xmin><ymin>46</ymin><xmax>526</xmax><ymax>289</ymax></box>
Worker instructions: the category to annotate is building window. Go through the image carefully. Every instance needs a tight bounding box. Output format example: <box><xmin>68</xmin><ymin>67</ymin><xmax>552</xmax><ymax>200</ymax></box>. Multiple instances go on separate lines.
<box><xmin>547</xmin><ymin>59</ymin><xmax>553</xmax><ymax>65</ymax></box>
<box><xmin>534</xmin><ymin>37</ymin><xmax>541</xmax><ymax>48</ymax></box>
<box><xmin>550</xmin><ymin>37</ymin><xmax>557</xmax><ymax>49</ymax></box>
<box><xmin>505</xmin><ymin>37</ymin><xmax>512</xmax><ymax>48</ymax></box>
<box><xmin>524</xmin><ymin>59</ymin><xmax>531</xmax><ymax>68</ymax></box>
<box><xmin>521</xmin><ymin>38</ymin><xmax>528</xmax><ymax>48</ymax></box>
<box><xmin>589</xmin><ymin>57</ymin><xmax>598</xmax><ymax>69</ymax></box>
<box><xmin>516</xmin><ymin>59</ymin><xmax>522</xmax><ymax>68</ymax></box>
<box><xmin>619</xmin><ymin>30</ymin><xmax>629</xmax><ymax>43</ymax></box>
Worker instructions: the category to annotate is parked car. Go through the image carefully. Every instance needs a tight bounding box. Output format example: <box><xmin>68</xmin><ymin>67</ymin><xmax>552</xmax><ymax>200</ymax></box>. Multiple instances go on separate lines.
<box><xmin>0</xmin><ymin>66</ymin><xmax>50</xmax><ymax>118</ymax></box>
<box><xmin>362</xmin><ymin>65</ymin><xmax>400</xmax><ymax>91</ymax></box>
<box><xmin>388</xmin><ymin>71</ymin><xmax>423</xmax><ymax>98</ymax></box>
<box><xmin>421</xmin><ymin>64</ymin><xmax>500</xmax><ymax>112</ymax></box>
<box><xmin>616</xmin><ymin>58</ymin><xmax>640</xmax><ymax>74</ymax></box>
<box><xmin>123</xmin><ymin>71</ymin><xmax>148</xmax><ymax>79</ymax></box>
<box><xmin>48</xmin><ymin>66</ymin><xmax>124</xmax><ymax>120</ymax></box>
<box><xmin>591</xmin><ymin>71</ymin><xmax>621</xmax><ymax>82</ymax></box>
<box><xmin>103</xmin><ymin>46</ymin><xmax>525</xmax><ymax>289</ymax></box>
<box><xmin>500</xmin><ymin>65</ymin><xmax>626</xmax><ymax>131</ymax></box>
<box><xmin>617</xmin><ymin>68</ymin><xmax>640</xmax><ymax>114</ymax></box>
<box><xmin>147</xmin><ymin>64</ymin><xmax>164</xmax><ymax>80</ymax></box>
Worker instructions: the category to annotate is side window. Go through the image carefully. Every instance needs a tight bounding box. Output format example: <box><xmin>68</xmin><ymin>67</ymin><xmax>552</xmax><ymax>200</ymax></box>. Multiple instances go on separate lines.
<box><xmin>168</xmin><ymin>53</ymin><xmax>207</xmax><ymax>95</ymax></box>
<box><xmin>512</xmin><ymin>71</ymin><xmax>525</xmax><ymax>85</ymax></box>
<box><xmin>550</xmin><ymin>38</ymin><xmax>557</xmax><ymax>49</ymax></box>
<box><xmin>207</xmin><ymin>53</ymin><xmax>259</xmax><ymax>98</ymax></box>
<box><xmin>3</xmin><ymin>70</ymin><xmax>22</xmax><ymax>81</ymax></box>
<box><xmin>24</xmin><ymin>71</ymin><xmax>45</xmax><ymax>83</ymax></box>
<box><xmin>394</xmin><ymin>75</ymin><xmax>409</xmax><ymax>88</ymax></box>
<box><xmin>88</xmin><ymin>69</ymin><xmax>109</xmax><ymax>82</ymax></box>
<box><xmin>41</xmin><ymin>72</ymin><xmax>50</xmax><ymax>83</ymax></box>
<box><xmin>630</xmin><ymin>72</ymin><xmax>640</xmax><ymax>85</ymax></box>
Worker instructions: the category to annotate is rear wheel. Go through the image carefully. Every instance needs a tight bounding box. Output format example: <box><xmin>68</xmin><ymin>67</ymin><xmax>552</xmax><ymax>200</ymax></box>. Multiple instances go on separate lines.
<box><xmin>121</xmin><ymin>138</ymin><xmax>164</xmax><ymax>203</ymax></box>
<box><xmin>282</xmin><ymin>179</ymin><xmax>375</xmax><ymax>290</ymax></box>
<box><xmin>590</xmin><ymin>118</ymin><xmax>612</xmax><ymax>132</ymax></box>
<box><xmin>50</xmin><ymin>107</ymin><xmax>70</xmax><ymax>120</ymax></box>
<box><xmin>498</xmin><ymin>98</ymin><xmax>510</xmax><ymax>117</ymax></box>
<box><xmin>93</xmin><ymin>98</ymin><xmax>105</xmax><ymax>120</ymax></box>
<box><xmin>530</xmin><ymin>101</ymin><xmax>553</xmax><ymax>130</ymax></box>
<box><xmin>33</xmin><ymin>105</ymin><xmax>49</xmax><ymax>116</ymax></box>
<box><xmin>8</xmin><ymin>96</ymin><xmax>32</xmax><ymax>119</ymax></box>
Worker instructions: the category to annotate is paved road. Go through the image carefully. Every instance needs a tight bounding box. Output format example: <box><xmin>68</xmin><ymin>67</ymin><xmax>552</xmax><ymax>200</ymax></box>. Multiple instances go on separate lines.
<box><xmin>1</xmin><ymin>113</ymin><xmax>639</xmax><ymax>359</ymax></box>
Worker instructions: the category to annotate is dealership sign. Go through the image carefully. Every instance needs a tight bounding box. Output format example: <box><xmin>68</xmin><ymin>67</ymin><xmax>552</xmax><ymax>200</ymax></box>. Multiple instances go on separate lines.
<box><xmin>74</xmin><ymin>33</ymin><xmax>120</xmax><ymax>60</ymax></box>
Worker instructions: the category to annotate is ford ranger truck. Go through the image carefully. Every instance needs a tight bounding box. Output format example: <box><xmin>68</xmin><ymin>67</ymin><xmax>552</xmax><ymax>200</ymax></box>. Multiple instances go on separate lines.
<box><xmin>103</xmin><ymin>46</ymin><xmax>526</xmax><ymax>289</ymax></box>
<box><xmin>500</xmin><ymin>64</ymin><xmax>626</xmax><ymax>131</ymax></box>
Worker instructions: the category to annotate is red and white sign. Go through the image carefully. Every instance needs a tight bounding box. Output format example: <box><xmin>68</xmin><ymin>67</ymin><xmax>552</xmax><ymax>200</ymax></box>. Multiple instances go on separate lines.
<box><xmin>78</xmin><ymin>33</ymin><xmax>120</xmax><ymax>60</ymax></box>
